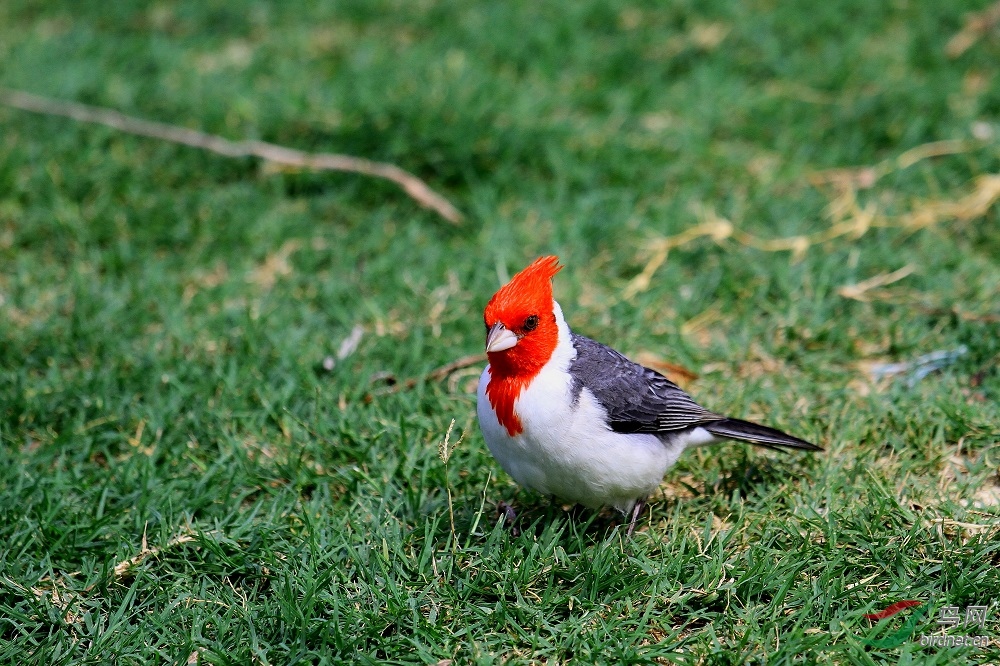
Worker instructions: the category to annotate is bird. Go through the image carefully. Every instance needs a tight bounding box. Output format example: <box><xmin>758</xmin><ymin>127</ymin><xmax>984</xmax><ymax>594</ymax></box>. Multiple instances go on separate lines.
<box><xmin>476</xmin><ymin>255</ymin><xmax>822</xmax><ymax>535</ymax></box>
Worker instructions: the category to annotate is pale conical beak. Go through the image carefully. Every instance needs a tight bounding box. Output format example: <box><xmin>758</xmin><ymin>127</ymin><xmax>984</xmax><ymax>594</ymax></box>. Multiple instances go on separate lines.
<box><xmin>486</xmin><ymin>322</ymin><xmax>518</xmax><ymax>353</ymax></box>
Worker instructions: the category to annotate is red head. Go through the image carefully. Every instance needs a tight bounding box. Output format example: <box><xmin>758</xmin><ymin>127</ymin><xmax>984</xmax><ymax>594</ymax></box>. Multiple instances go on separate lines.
<box><xmin>483</xmin><ymin>255</ymin><xmax>562</xmax><ymax>380</ymax></box>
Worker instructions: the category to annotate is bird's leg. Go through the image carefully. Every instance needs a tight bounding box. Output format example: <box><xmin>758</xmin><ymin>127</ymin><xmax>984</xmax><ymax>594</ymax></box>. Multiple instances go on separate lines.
<box><xmin>626</xmin><ymin>497</ymin><xmax>648</xmax><ymax>536</ymax></box>
<box><xmin>496</xmin><ymin>500</ymin><xmax>520</xmax><ymax>536</ymax></box>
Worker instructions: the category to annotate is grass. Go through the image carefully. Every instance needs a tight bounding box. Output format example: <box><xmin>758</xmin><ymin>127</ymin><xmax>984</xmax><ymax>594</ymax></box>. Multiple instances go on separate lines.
<box><xmin>1</xmin><ymin>0</ymin><xmax>1000</xmax><ymax>663</ymax></box>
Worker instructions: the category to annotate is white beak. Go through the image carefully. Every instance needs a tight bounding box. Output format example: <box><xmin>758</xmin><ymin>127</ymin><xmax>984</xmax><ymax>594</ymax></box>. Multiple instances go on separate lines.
<box><xmin>486</xmin><ymin>322</ymin><xmax>518</xmax><ymax>353</ymax></box>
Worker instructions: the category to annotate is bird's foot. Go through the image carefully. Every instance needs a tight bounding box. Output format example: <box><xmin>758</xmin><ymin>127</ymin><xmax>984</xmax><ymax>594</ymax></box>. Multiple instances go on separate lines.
<box><xmin>496</xmin><ymin>500</ymin><xmax>520</xmax><ymax>536</ymax></box>
<box><xmin>626</xmin><ymin>497</ymin><xmax>648</xmax><ymax>537</ymax></box>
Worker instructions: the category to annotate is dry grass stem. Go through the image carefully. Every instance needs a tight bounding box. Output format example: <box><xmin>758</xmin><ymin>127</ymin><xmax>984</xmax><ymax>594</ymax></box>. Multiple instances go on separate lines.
<box><xmin>96</xmin><ymin>528</ymin><xmax>202</xmax><ymax>589</ymax></box>
<box><xmin>809</xmin><ymin>139</ymin><xmax>977</xmax><ymax>190</ymax></box>
<box><xmin>946</xmin><ymin>1</ymin><xmax>1000</xmax><ymax>58</ymax></box>
<box><xmin>629</xmin><ymin>154</ymin><xmax>1000</xmax><ymax>293</ymax></box>
<box><xmin>837</xmin><ymin>265</ymin><xmax>917</xmax><ymax>301</ymax></box>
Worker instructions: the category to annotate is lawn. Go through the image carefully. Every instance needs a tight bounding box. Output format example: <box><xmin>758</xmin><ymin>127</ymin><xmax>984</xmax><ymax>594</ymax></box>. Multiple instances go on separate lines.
<box><xmin>2</xmin><ymin>1</ymin><xmax>999</xmax><ymax>664</ymax></box>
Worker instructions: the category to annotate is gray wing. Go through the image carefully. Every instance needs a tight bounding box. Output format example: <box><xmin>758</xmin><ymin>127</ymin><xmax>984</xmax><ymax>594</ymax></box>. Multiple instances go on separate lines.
<box><xmin>568</xmin><ymin>334</ymin><xmax>722</xmax><ymax>434</ymax></box>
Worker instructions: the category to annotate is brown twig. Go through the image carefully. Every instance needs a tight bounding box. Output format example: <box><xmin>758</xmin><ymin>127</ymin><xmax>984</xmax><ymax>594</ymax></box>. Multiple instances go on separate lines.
<box><xmin>367</xmin><ymin>353</ymin><xmax>487</xmax><ymax>399</ymax></box>
<box><xmin>0</xmin><ymin>87</ymin><xmax>462</xmax><ymax>224</ymax></box>
<box><xmin>910</xmin><ymin>305</ymin><xmax>1000</xmax><ymax>323</ymax></box>
<box><xmin>425</xmin><ymin>353</ymin><xmax>488</xmax><ymax>382</ymax></box>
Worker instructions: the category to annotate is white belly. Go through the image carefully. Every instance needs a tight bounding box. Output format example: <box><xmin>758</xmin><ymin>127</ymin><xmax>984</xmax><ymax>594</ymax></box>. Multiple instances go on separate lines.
<box><xmin>476</xmin><ymin>364</ymin><xmax>686</xmax><ymax>513</ymax></box>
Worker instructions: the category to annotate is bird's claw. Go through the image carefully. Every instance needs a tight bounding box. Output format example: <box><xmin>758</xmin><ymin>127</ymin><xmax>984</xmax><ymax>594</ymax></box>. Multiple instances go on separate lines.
<box><xmin>626</xmin><ymin>498</ymin><xmax>647</xmax><ymax>537</ymax></box>
<box><xmin>496</xmin><ymin>500</ymin><xmax>520</xmax><ymax>536</ymax></box>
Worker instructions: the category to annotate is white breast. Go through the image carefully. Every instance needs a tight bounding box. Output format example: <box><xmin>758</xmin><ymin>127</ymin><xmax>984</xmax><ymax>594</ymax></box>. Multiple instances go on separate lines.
<box><xmin>476</xmin><ymin>303</ymin><xmax>687</xmax><ymax>513</ymax></box>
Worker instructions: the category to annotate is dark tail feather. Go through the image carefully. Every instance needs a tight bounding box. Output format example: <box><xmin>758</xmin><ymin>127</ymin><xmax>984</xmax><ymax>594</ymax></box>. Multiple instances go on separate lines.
<box><xmin>704</xmin><ymin>418</ymin><xmax>822</xmax><ymax>452</ymax></box>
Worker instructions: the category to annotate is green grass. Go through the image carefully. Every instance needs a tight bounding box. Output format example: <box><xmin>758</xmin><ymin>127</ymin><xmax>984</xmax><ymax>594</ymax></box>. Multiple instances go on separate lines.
<box><xmin>2</xmin><ymin>1</ymin><xmax>1000</xmax><ymax>663</ymax></box>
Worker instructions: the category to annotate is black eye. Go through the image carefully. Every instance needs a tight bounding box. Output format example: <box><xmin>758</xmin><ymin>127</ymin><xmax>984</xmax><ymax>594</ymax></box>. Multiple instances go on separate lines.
<box><xmin>523</xmin><ymin>315</ymin><xmax>539</xmax><ymax>331</ymax></box>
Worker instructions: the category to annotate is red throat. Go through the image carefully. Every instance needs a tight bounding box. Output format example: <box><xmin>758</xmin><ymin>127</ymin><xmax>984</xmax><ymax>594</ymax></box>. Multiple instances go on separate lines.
<box><xmin>483</xmin><ymin>256</ymin><xmax>562</xmax><ymax>436</ymax></box>
<box><xmin>485</xmin><ymin>371</ymin><xmax>530</xmax><ymax>436</ymax></box>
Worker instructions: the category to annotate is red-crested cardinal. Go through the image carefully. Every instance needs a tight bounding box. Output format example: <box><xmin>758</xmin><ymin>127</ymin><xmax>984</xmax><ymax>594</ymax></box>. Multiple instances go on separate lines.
<box><xmin>476</xmin><ymin>256</ymin><xmax>821</xmax><ymax>535</ymax></box>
